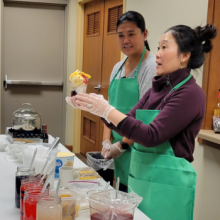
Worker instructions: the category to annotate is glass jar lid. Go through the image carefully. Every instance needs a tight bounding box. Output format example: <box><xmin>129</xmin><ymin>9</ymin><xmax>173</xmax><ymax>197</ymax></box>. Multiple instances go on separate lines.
<box><xmin>12</xmin><ymin>103</ymin><xmax>40</xmax><ymax>118</ymax></box>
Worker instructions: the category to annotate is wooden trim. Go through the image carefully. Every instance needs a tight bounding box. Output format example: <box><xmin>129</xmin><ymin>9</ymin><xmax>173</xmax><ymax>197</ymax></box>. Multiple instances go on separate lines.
<box><xmin>65</xmin><ymin>145</ymin><xmax>73</xmax><ymax>152</ymax></box>
<box><xmin>201</xmin><ymin>0</ymin><xmax>215</xmax><ymax>129</ymax></box>
<box><xmin>3</xmin><ymin>0</ymin><xmax>68</xmax><ymax>6</ymax></box>
<box><xmin>77</xmin><ymin>0</ymin><xmax>93</xmax><ymax>5</ymax></box>
<box><xmin>198</xmin><ymin>137</ymin><xmax>220</xmax><ymax>150</ymax></box>
<box><xmin>120</xmin><ymin>0</ymin><xmax>126</xmax><ymax>60</ymax></box>
<box><xmin>73</xmin><ymin>1</ymin><xmax>86</xmax><ymax>153</ymax></box>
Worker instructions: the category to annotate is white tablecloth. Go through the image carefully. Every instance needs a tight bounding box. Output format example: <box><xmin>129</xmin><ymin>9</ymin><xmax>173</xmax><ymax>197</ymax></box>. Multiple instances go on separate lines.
<box><xmin>0</xmin><ymin>134</ymin><xmax>150</xmax><ymax>220</ymax></box>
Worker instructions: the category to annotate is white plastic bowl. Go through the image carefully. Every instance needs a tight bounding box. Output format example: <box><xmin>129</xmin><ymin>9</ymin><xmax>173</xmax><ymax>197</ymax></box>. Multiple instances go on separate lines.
<box><xmin>0</xmin><ymin>142</ymin><xmax>7</xmax><ymax>152</ymax></box>
<box><xmin>8</xmin><ymin>144</ymin><xmax>19</xmax><ymax>151</ymax></box>
<box><xmin>10</xmin><ymin>148</ymin><xmax>22</xmax><ymax>158</ymax></box>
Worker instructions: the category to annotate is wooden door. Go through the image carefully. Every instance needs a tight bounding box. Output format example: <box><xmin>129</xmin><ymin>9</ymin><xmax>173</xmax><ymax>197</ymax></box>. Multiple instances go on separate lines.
<box><xmin>81</xmin><ymin>0</ymin><xmax>123</xmax><ymax>156</ymax></box>
<box><xmin>80</xmin><ymin>0</ymin><xmax>105</xmax><ymax>156</ymax></box>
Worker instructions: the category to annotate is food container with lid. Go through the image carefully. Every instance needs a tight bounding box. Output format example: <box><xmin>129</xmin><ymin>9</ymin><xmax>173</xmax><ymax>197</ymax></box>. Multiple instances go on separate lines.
<box><xmin>55</xmin><ymin>152</ymin><xmax>75</xmax><ymax>178</ymax></box>
<box><xmin>12</xmin><ymin>103</ymin><xmax>41</xmax><ymax>131</ymax></box>
<box><xmin>50</xmin><ymin>189</ymin><xmax>80</xmax><ymax>219</ymax></box>
<box><xmin>73</xmin><ymin>167</ymin><xmax>102</xmax><ymax>183</ymax></box>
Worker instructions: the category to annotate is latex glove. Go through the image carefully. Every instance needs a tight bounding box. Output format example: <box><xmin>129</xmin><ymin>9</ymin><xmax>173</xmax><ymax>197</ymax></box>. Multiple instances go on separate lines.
<box><xmin>104</xmin><ymin>142</ymin><xmax>125</xmax><ymax>159</ymax></box>
<box><xmin>101</xmin><ymin>139</ymin><xmax>112</xmax><ymax>158</ymax></box>
<box><xmin>75</xmin><ymin>92</ymin><xmax>115</xmax><ymax>123</ymax></box>
<box><xmin>65</xmin><ymin>96</ymin><xmax>79</xmax><ymax>108</ymax></box>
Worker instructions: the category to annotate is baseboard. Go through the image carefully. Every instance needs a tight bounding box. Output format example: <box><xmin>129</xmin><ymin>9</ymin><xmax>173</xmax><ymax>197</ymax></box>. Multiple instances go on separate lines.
<box><xmin>65</xmin><ymin>145</ymin><xmax>73</xmax><ymax>152</ymax></box>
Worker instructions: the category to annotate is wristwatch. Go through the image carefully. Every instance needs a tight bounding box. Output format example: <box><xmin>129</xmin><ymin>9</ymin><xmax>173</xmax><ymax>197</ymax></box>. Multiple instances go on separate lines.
<box><xmin>119</xmin><ymin>140</ymin><xmax>130</xmax><ymax>150</ymax></box>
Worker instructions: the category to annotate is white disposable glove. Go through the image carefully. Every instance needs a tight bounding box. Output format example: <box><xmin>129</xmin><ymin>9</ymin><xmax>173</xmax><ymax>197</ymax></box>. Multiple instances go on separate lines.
<box><xmin>65</xmin><ymin>96</ymin><xmax>79</xmax><ymax>108</ymax></box>
<box><xmin>101</xmin><ymin>139</ymin><xmax>112</xmax><ymax>158</ymax></box>
<box><xmin>104</xmin><ymin>141</ymin><xmax>125</xmax><ymax>159</ymax></box>
<box><xmin>75</xmin><ymin>93</ymin><xmax>115</xmax><ymax>123</ymax></box>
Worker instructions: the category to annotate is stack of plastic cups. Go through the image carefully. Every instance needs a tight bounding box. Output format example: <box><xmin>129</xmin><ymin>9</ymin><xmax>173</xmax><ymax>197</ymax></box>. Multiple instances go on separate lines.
<box><xmin>24</xmin><ymin>187</ymin><xmax>49</xmax><ymax>220</ymax></box>
<box><xmin>20</xmin><ymin>177</ymin><xmax>46</xmax><ymax>220</ymax></box>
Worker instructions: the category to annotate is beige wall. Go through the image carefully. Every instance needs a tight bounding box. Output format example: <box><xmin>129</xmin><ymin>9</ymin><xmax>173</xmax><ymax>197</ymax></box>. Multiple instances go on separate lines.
<box><xmin>125</xmin><ymin>0</ymin><xmax>220</xmax><ymax>219</ymax></box>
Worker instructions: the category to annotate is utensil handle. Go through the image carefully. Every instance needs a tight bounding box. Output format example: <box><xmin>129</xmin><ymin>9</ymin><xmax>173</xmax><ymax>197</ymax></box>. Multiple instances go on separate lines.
<box><xmin>40</xmin><ymin>159</ymin><xmax>49</xmax><ymax>174</ymax></box>
<box><xmin>41</xmin><ymin>170</ymin><xmax>54</xmax><ymax>193</ymax></box>
<box><xmin>29</xmin><ymin>148</ymin><xmax>37</xmax><ymax>167</ymax></box>
<box><xmin>116</xmin><ymin>177</ymin><xmax>120</xmax><ymax>199</ymax></box>
<box><xmin>45</xmin><ymin>137</ymin><xmax>60</xmax><ymax>158</ymax></box>
<box><xmin>55</xmin><ymin>179</ymin><xmax>61</xmax><ymax>198</ymax></box>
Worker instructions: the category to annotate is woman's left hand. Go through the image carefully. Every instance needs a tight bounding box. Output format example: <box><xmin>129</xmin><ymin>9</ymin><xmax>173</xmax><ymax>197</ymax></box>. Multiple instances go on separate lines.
<box><xmin>74</xmin><ymin>92</ymin><xmax>115</xmax><ymax>122</ymax></box>
<box><xmin>65</xmin><ymin>96</ymin><xmax>79</xmax><ymax>108</ymax></box>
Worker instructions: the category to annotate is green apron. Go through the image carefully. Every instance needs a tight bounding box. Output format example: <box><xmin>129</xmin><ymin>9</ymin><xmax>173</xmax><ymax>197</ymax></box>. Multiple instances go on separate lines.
<box><xmin>128</xmin><ymin>74</ymin><xmax>197</xmax><ymax>220</ymax></box>
<box><xmin>108</xmin><ymin>47</ymin><xmax>146</xmax><ymax>186</ymax></box>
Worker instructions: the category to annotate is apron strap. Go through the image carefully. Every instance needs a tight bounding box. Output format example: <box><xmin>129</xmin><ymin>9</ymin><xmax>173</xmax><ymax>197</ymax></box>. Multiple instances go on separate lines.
<box><xmin>134</xmin><ymin>47</ymin><xmax>146</xmax><ymax>78</ymax></box>
<box><xmin>170</xmin><ymin>73</ymin><xmax>192</xmax><ymax>93</ymax></box>
<box><xmin>112</xmin><ymin>46</ymin><xmax>146</xmax><ymax>82</ymax></box>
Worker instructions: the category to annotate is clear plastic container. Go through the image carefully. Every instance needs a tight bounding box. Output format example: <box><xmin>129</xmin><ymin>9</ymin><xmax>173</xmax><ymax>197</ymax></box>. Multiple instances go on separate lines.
<box><xmin>68</xmin><ymin>181</ymin><xmax>99</xmax><ymax>210</ymax></box>
<box><xmin>23</xmin><ymin>145</ymin><xmax>58</xmax><ymax>188</ymax></box>
<box><xmin>37</xmin><ymin>195</ymin><xmax>62</xmax><ymax>220</ymax></box>
<box><xmin>15</xmin><ymin>165</ymin><xmax>35</xmax><ymax>208</ymax></box>
<box><xmin>74</xmin><ymin>167</ymin><xmax>102</xmax><ymax>183</ymax></box>
<box><xmin>86</xmin><ymin>189</ymin><xmax>143</xmax><ymax>220</ymax></box>
<box><xmin>50</xmin><ymin>189</ymin><xmax>80</xmax><ymax>219</ymax></box>
<box><xmin>69</xmin><ymin>78</ymin><xmax>89</xmax><ymax>97</ymax></box>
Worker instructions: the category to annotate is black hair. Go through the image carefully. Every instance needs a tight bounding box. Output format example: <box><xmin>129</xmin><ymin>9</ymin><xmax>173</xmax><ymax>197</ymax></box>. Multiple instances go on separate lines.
<box><xmin>166</xmin><ymin>24</ymin><xmax>217</xmax><ymax>69</ymax></box>
<box><xmin>117</xmin><ymin>11</ymin><xmax>150</xmax><ymax>51</ymax></box>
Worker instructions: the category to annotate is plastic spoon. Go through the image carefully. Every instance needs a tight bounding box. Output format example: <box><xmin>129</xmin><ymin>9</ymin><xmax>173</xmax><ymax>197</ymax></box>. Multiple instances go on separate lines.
<box><xmin>39</xmin><ymin>164</ymin><xmax>51</xmax><ymax>184</ymax></box>
<box><xmin>44</xmin><ymin>137</ymin><xmax>60</xmax><ymax>158</ymax></box>
<box><xmin>116</xmin><ymin>177</ymin><xmax>120</xmax><ymax>199</ymax></box>
<box><xmin>103</xmin><ymin>181</ymin><xmax>110</xmax><ymax>190</ymax></box>
<box><xmin>40</xmin><ymin>159</ymin><xmax>49</xmax><ymax>175</ymax></box>
<box><xmin>55</xmin><ymin>179</ymin><xmax>60</xmax><ymax>198</ymax></box>
<box><xmin>29</xmin><ymin>148</ymin><xmax>37</xmax><ymax>168</ymax></box>
<box><xmin>41</xmin><ymin>169</ymin><xmax>54</xmax><ymax>193</ymax></box>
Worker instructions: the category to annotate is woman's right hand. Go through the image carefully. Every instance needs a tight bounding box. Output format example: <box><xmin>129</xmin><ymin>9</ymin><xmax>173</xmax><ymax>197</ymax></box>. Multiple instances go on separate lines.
<box><xmin>101</xmin><ymin>139</ymin><xmax>111</xmax><ymax>158</ymax></box>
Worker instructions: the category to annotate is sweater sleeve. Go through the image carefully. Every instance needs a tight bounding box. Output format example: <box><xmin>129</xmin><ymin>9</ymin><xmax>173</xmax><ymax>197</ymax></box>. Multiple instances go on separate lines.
<box><xmin>119</xmin><ymin>87</ymin><xmax>205</xmax><ymax>147</ymax></box>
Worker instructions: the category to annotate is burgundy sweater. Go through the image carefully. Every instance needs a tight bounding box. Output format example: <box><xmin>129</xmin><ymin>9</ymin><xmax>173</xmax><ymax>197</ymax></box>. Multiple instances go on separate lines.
<box><xmin>103</xmin><ymin>68</ymin><xmax>205</xmax><ymax>162</ymax></box>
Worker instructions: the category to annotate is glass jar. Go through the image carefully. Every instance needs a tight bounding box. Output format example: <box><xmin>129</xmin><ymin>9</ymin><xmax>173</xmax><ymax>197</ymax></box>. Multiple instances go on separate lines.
<box><xmin>15</xmin><ymin>166</ymin><xmax>35</xmax><ymax>208</ymax></box>
<box><xmin>37</xmin><ymin>195</ymin><xmax>62</xmax><ymax>220</ymax></box>
<box><xmin>20</xmin><ymin>177</ymin><xmax>44</xmax><ymax>220</ymax></box>
<box><xmin>24</xmin><ymin>188</ymin><xmax>49</xmax><ymax>220</ymax></box>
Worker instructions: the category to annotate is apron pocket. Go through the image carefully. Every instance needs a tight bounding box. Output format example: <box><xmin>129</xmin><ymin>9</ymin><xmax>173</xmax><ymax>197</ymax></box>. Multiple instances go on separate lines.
<box><xmin>114</xmin><ymin>149</ymin><xmax>131</xmax><ymax>186</ymax></box>
<box><xmin>128</xmin><ymin>175</ymin><xmax>195</xmax><ymax>220</ymax></box>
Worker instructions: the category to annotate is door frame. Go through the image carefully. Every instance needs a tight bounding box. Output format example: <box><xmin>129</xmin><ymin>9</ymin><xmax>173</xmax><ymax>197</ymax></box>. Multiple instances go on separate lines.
<box><xmin>0</xmin><ymin>0</ymin><xmax>68</xmax><ymax>142</ymax></box>
<box><xmin>73</xmin><ymin>0</ymin><xmax>126</xmax><ymax>153</ymax></box>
